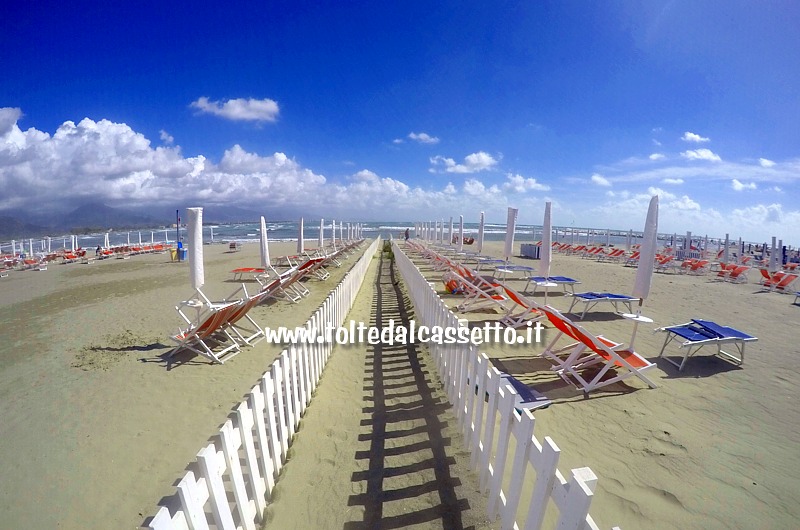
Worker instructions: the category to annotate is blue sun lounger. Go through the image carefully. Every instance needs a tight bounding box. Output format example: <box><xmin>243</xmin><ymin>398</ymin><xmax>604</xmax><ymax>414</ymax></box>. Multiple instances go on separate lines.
<box><xmin>656</xmin><ymin>319</ymin><xmax>757</xmax><ymax>371</ymax></box>
<box><xmin>500</xmin><ymin>373</ymin><xmax>552</xmax><ymax>411</ymax></box>
<box><xmin>523</xmin><ymin>275</ymin><xmax>581</xmax><ymax>295</ymax></box>
<box><xmin>565</xmin><ymin>291</ymin><xmax>639</xmax><ymax>319</ymax></box>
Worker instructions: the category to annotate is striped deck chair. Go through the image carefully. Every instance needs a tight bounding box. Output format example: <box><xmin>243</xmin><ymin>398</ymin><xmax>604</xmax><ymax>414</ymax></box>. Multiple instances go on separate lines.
<box><xmin>761</xmin><ymin>272</ymin><xmax>798</xmax><ymax>293</ymax></box>
<box><xmin>540</xmin><ymin>306</ymin><xmax>657</xmax><ymax>393</ymax></box>
<box><xmin>500</xmin><ymin>285</ymin><xmax>544</xmax><ymax>328</ymax></box>
<box><xmin>169</xmin><ymin>301</ymin><xmax>242</xmax><ymax>364</ymax></box>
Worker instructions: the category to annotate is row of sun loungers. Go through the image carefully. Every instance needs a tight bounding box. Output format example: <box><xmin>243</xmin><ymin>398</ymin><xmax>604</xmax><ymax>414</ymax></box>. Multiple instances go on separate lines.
<box><xmin>171</xmin><ymin>240</ymin><xmax>364</xmax><ymax>364</ymax></box>
<box><xmin>404</xmin><ymin>239</ymin><xmax>759</xmax><ymax>392</ymax></box>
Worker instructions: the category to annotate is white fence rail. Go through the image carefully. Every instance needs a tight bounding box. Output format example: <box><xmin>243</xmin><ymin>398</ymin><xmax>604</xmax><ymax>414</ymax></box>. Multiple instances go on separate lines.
<box><xmin>146</xmin><ymin>237</ymin><xmax>381</xmax><ymax>530</ymax></box>
<box><xmin>392</xmin><ymin>239</ymin><xmax>619</xmax><ymax>530</ymax></box>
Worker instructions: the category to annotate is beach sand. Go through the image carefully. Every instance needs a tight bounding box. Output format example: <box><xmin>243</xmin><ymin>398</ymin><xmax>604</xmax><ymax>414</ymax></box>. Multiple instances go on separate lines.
<box><xmin>0</xmin><ymin>241</ymin><xmax>364</xmax><ymax>528</ymax></box>
<box><xmin>2</xmin><ymin>236</ymin><xmax>798</xmax><ymax>529</ymax></box>
<box><xmin>406</xmin><ymin>240</ymin><xmax>799</xmax><ymax>530</ymax></box>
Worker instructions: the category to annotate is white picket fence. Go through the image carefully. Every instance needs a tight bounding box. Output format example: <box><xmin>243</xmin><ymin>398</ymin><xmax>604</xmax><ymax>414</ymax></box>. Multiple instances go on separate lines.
<box><xmin>146</xmin><ymin>237</ymin><xmax>381</xmax><ymax>530</ymax></box>
<box><xmin>392</xmin><ymin>240</ymin><xmax>620</xmax><ymax>530</ymax></box>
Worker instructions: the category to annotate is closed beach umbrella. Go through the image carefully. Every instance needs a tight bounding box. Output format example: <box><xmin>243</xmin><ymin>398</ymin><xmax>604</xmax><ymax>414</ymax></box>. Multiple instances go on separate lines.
<box><xmin>319</xmin><ymin>218</ymin><xmax>324</xmax><ymax>249</ymax></box>
<box><xmin>297</xmin><ymin>218</ymin><xmax>304</xmax><ymax>255</ymax></box>
<box><xmin>626</xmin><ymin>229</ymin><xmax>632</xmax><ymax>252</ymax></box>
<box><xmin>504</xmin><ymin>207</ymin><xmax>518</xmax><ymax>262</ymax></box>
<box><xmin>339</xmin><ymin>220</ymin><xmax>344</xmax><ymax>242</ymax></box>
<box><xmin>723</xmin><ymin>233</ymin><xmax>730</xmax><ymax>264</ymax></box>
<box><xmin>28</xmin><ymin>239</ymin><xmax>33</xmax><ymax>257</ymax></box>
<box><xmin>260</xmin><ymin>216</ymin><xmax>271</xmax><ymax>268</ymax></box>
<box><xmin>632</xmin><ymin>195</ymin><xmax>659</xmax><ymax>302</ymax></box>
<box><xmin>477</xmin><ymin>211</ymin><xmax>485</xmax><ymax>254</ymax></box>
<box><xmin>104</xmin><ymin>232</ymin><xmax>110</xmax><ymax>249</ymax></box>
<box><xmin>458</xmin><ymin>215</ymin><xmax>464</xmax><ymax>252</ymax></box>
<box><xmin>127</xmin><ymin>232</ymin><xmax>130</xmax><ymax>246</ymax></box>
<box><xmin>448</xmin><ymin>217</ymin><xmax>453</xmax><ymax>245</ymax></box>
<box><xmin>187</xmin><ymin>207</ymin><xmax>204</xmax><ymax>291</ymax></box>
<box><xmin>10</xmin><ymin>240</ymin><xmax>15</xmax><ymax>255</ymax></box>
<box><xmin>539</xmin><ymin>202</ymin><xmax>552</xmax><ymax>278</ymax></box>
<box><xmin>769</xmin><ymin>237</ymin><xmax>778</xmax><ymax>273</ymax></box>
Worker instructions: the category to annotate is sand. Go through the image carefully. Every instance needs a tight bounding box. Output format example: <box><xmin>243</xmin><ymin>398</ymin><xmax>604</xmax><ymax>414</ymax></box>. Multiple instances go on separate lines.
<box><xmin>0</xmin><ymin>241</ymin><xmax>364</xmax><ymax>528</ymax></box>
<box><xmin>405</xmin><ymin>240</ymin><xmax>800</xmax><ymax>530</ymax></box>
<box><xmin>2</xmin><ymin>236</ymin><xmax>798</xmax><ymax>529</ymax></box>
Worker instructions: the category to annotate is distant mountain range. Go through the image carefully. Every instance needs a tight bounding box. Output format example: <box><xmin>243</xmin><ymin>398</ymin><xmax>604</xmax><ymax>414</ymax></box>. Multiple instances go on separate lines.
<box><xmin>0</xmin><ymin>202</ymin><xmax>269</xmax><ymax>240</ymax></box>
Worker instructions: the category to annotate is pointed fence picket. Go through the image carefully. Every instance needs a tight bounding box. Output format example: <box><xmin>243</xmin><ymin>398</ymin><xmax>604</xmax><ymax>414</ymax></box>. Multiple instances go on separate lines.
<box><xmin>146</xmin><ymin>237</ymin><xmax>380</xmax><ymax>530</ymax></box>
<box><xmin>391</xmin><ymin>239</ymin><xmax>620</xmax><ymax>530</ymax></box>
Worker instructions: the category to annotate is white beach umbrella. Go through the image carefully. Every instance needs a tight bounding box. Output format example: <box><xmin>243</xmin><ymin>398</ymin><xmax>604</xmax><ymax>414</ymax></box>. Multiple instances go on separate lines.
<box><xmin>504</xmin><ymin>207</ymin><xmax>518</xmax><ymax>262</ymax></box>
<box><xmin>769</xmin><ymin>236</ymin><xmax>778</xmax><ymax>273</ymax></box>
<box><xmin>10</xmin><ymin>240</ymin><xmax>15</xmax><ymax>255</ymax></box>
<box><xmin>260</xmin><ymin>216</ymin><xmax>271</xmax><ymax>268</ymax></box>
<box><xmin>319</xmin><ymin>218</ymin><xmax>324</xmax><ymax>249</ymax></box>
<box><xmin>685</xmin><ymin>231</ymin><xmax>692</xmax><ymax>251</ymax></box>
<box><xmin>477</xmin><ymin>211</ymin><xmax>485</xmax><ymax>254</ymax></box>
<box><xmin>104</xmin><ymin>232</ymin><xmax>110</xmax><ymax>249</ymax></box>
<box><xmin>28</xmin><ymin>239</ymin><xmax>33</xmax><ymax>257</ymax></box>
<box><xmin>138</xmin><ymin>231</ymin><xmax>142</xmax><ymax>245</ymax></box>
<box><xmin>723</xmin><ymin>234</ymin><xmax>730</xmax><ymax>264</ymax></box>
<box><xmin>632</xmin><ymin>195</ymin><xmax>659</xmax><ymax>302</ymax></box>
<box><xmin>458</xmin><ymin>215</ymin><xmax>464</xmax><ymax>252</ymax></box>
<box><xmin>297</xmin><ymin>218</ymin><xmax>304</xmax><ymax>255</ymax></box>
<box><xmin>538</xmin><ymin>202</ymin><xmax>554</xmax><ymax>304</ymax></box>
<box><xmin>71</xmin><ymin>235</ymin><xmax>76</xmax><ymax>252</ymax></box>
<box><xmin>339</xmin><ymin>220</ymin><xmax>344</xmax><ymax>242</ymax></box>
<box><xmin>626</xmin><ymin>229</ymin><xmax>632</xmax><ymax>252</ymax></box>
<box><xmin>47</xmin><ymin>237</ymin><xmax>51</xmax><ymax>253</ymax></box>
<box><xmin>605</xmin><ymin>229</ymin><xmax>610</xmax><ymax>247</ymax></box>
<box><xmin>538</xmin><ymin>202</ymin><xmax>552</xmax><ymax>278</ymax></box>
<box><xmin>628</xmin><ymin>195</ymin><xmax>659</xmax><ymax>347</ymax></box>
<box><xmin>150</xmin><ymin>231</ymin><xmax>154</xmax><ymax>244</ymax></box>
<box><xmin>187</xmin><ymin>207</ymin><xmax>204</xmax><ymax>291</ymax></box>
<box><xmin>209</xmin><ymin>226</ymin><xmax>214</xmax><ymax>242</ymax></box>
<box><xmin>448</xmin><ymin>217</ymin><xmax>454</xmax><ymax>245</ymax></box>
<box><xmin>126</xmin><ymin>232</ymin><xmax>130</xmax><ymax>246</ymax></box>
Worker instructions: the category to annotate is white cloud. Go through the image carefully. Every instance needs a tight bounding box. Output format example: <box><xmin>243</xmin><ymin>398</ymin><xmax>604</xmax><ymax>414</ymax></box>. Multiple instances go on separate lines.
<box><xmin>669</xmin><ymin>195</ymin><xmax>700</xmax><ymax>210</ymax></box>
<box><xmin>649</xmin><ymin>153</ymin><xmax>665</xmax><ymax>160</ymax></box>
<box><xmin>190</xmin><ymin>96</ymin><xmax>280</xmax><ymax>122</ymax></box>
<box><xmin>731</xmin><ymin>178</ymin><xmax>757</xmax><ymax>191</ymax></box>
<box><xmin>408</xmin><ymin>132</ymin><xmax>440</xmax><ymax>145</ymax></box>
<box><xmin>0</xmin><ymin>107</ymin><xmax>23</xmax><ymax>136</ymax></box>
<box><xmin>652</xmin><ymin>139</ymin><xmax>662</xmax><ymax>146</ymax></box>
<box><xmin>392</xmin><ymin>138</ymin><xmax>404</xmax><ymax>144</ymax></box>
<box><xmin>159</xmin><ymin>129</ymin><xmax>174</xmax><ymax>145</ymax></box>
<box><xmin>681</xmin><ymin>131</ymin><xmax>710</xmax><ymax>143</ymax></box>
<box><xmin>646</xmin><ymin>186</ymin><xmax>676</xmax><ymax>200</ymax></box>
<box><xmin>443</xmin><ymin>182</ymin><xmax>456</xmax><ymax>194</ymax></box>
<box><xmin>759</xmin><ymin>158</ymin><xmax>776</xmax><ymax>167</ymax></box>
<box><xmin>591</xmin><ymin>173</ymin><xmax>611</xmax><ymax>187</ymax></box>
<box><xmin>681</xmin><ymin>148</ymin><xmax>721</xmax><ymax>162</ymax></box>
<box><xmin>503</xmin><ymin>173</ymin><xmax>550</xmax><ymax>193</ymax></box>
<box><xmin>662</xmin><ymin>178</ymin><xmax>684</xmax><ymax>185</ymax></box>
<box><xmin>430</xmin><ymin>151</ymin><xmax>498</xmax><ymax>173</ymax></box>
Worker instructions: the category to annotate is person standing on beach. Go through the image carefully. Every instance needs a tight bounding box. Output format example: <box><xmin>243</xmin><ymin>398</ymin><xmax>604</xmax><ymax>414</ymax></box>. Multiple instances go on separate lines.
<box><xmin>404</xmin><ymin>228</ymin><xmax>410</xmax><ymax>241</ymax></box>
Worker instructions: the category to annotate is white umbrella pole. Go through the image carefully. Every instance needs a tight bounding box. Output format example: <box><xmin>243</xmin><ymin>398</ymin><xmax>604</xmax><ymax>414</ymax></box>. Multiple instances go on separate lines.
<box><xmin>187</xmin><ymin>207</ymin><xmax>204</xmax><ymax>292</ymax></box>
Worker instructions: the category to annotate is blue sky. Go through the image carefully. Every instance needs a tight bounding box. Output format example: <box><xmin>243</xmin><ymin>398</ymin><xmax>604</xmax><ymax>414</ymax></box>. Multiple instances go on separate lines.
<box><xmin>1</xmin><ymin>1</ymin><xmax>798</xmax><ymax>242</ymax></box>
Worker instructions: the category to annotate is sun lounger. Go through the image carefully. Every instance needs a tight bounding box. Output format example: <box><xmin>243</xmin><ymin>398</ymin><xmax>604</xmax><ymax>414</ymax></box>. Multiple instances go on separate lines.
<box><xmin>565</xmin><ymin>292</ymin><xmax>640</xmax><ymax>319</ymax></box>
<box><xmin>540</xmin><ymin>305</ymin><xmax>657</xmax><ymax>393</ymax></box>
<box><xmin>169</xmin><ymin>301</ymin><xmax>242</xmax><ymax>364</ymax></box>
<box><xmin>656</xmin><ymin>319</ymin><xmax>757</xmax><ymax>371</ymax></box>
<box><xmin>522</xmin><ymin>275</ymin><xmax>581</xmax><ymax>295</ymax></box>
<box><xmin>230</xmin><ymin>267</ymin><xmax>267</xmax><ymax>281</ymax></box>
<box><xmin>499</xmin><ymin>285</ymin><xmax>543</xmax><ymax>328</ymax></box>
<box><xmin>499</xmin><ymin>373</ymin><xmax>551</xmax><ymax>410</ymax></box>
<box><xmin>761</xmin><ymin>272</ymin><xmax>798</xmax><ymax>293</ymax></box>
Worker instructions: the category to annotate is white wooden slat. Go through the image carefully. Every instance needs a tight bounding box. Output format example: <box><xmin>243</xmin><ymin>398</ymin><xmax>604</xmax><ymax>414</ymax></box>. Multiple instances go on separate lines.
<box><xmin>220</xmin><ymin>420</ymin><xmax>257</xmax><ymax>530</ymax></box>
<box><xmin>248</xmin><ymin>384</ymin><xmax>276</xmax><ymax>498</ymax></box>
<box><xmin>196</xmin><ymin>444</ymin><xmax>236</xmax><ymax>530</ymax></box>
<box><xmin>488</xmin><ymin>384</ymin><xmax>517</xmax><ymax>519</ymax></box>
<box><xmin>176</xmin><ymin>471</ymin><xmax>210</xmax><ymax>530</ymax></box>
<box><xmin>501</xmin><ymin>409</ymin><xmax>536</xmax><ymax>530</ymax></box>
<box><xmin>270</xmin><ymin>360</ymin><xmax>289</xmax><ymax>457</ymax></box>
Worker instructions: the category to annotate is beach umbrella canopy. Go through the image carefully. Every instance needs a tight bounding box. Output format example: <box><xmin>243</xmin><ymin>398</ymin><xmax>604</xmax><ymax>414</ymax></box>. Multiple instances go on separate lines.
<box><xmin>458</xmin><ymin>215</ymin><xmax>464</xmax><ymax>252</ymax></box>
<box><xmin>187</xmin><ymin>207</ymin><xmax>204</xmax><ymax>290</ymax></box>
<box><xmin>260</xmin><ymin>216</ymin><xmax>271</xmax><ymax>268</ymax></box>
<box><xmin>319</xmin><ymin>219</ymin><xmax>324</xmax><ymax>249</ymax></box>
<box><xmin>504</xmin><ymin>207</ymin><xmax>518</xmax><ymax>262</ymax></box>
<box><xmin>297</xmin><ymin>217</ymin><xmax>304</xmax><ymax>255</ymax></box>
<box><xmin>104</xmin><ymin>232</ymin><xmax>110</xmax><ymax>249</ymax></box>
<box><xmin>626</xmin><ymin>229</ymin><xmax>632</xmax><ymax>252</ymax></box>
<box><xmin>477</xmin><ymin>211</ymin><xmax>485</xmax><ymax>253</ymax></box>
<box><xmin>632</xmin><ymin>195</ymin><xmax>659</xmax><ymax>301</ymax></box>
<box><xmin>769</xmin><ymin>237</ymin><xmax>779</xmax><ymax>273</ymax></box>
<box><xmin>538</xmin><ymin>202</ymin><xmax>552</xmax><ymax>278</ymax></box>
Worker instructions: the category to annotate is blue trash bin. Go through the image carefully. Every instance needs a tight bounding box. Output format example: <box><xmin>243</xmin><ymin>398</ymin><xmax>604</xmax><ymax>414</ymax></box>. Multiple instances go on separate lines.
<box><xmin>178</xmin><ymin>249</ymin><xmax>188</xmax><ymax>261</ymax></box>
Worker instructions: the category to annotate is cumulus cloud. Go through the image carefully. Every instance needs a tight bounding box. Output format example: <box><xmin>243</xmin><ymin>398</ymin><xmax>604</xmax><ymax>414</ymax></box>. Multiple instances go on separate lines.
<box><xmin>759</xmin><ymin>158</ymin><xmax>776</xmax><ymax>167</ymax></box>
<box><xmin>190</xmin><ymin>96</ymin><xmax>280</xmax><ymax>122</ymax></box>
<box><xmin>649</xmin><ymin>153</ymin><xmax>665</xmax><ymax>160</ymax></box>
<box><xmin>503</xmin><ymin>173</ymin><xmax>549</xmax><ymax>192</ymax></box>
<box><xmin>0</xmin><ymin>107</ymin><xmax>23</xmax><ymax>136</ymax></box>
<box><xmin>408</xmin><ymin>132</ymin><xmax>440</xmax><ymax>145</ymax></box>
<box><xmin>669</xmin><ymin>195</ymin><xmax>700</xmax><ymax>210</ymax></box>
<box><xmin>681</xmin><ymin>148</ymin><xmax>721</xmax><ymax>162</ymax></box>
<box><xmin>430</xmin><ymin>151</ymin><xmax>498</xmax><ymax>173</ymax></box>
<box><xmin>591</xmin><ymin>173</ymin><xmax>611</xmax><ymax>187</ymax></box>
<box><xmin>681</xmin><ymin>131</ymin><xmax>710</xmax><ymax>143</ymax></box>
<box><xmin>662</xmin><ymin>178</ymin><xmax>684</xmax><ymax>185</ymax></box>
<box><xmin>159</xmin><ymin>129</ymin><xmax>174</xmax><ymax>145</ymax></box>
<box><xmin>731</xmin><ymin>178</ymin><xmax>757</xmax><ymax>191</ymax></box>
